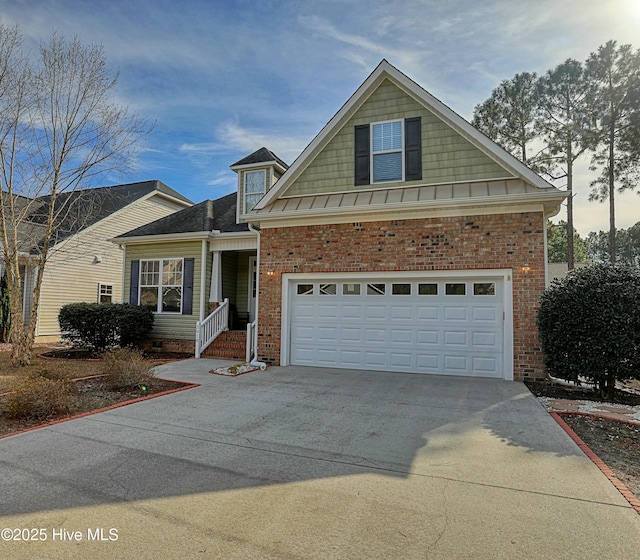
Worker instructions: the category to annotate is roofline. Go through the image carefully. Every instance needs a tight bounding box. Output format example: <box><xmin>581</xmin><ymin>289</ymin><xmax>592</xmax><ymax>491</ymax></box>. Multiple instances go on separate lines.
<box><xmin>230</xmin><ymin>161</ymin><xmax>288</xmax><ymax>174</ymax></box>
<box><xmin>242</xmin><ymin>190</ymin><xmax>567</xmax><ymax>225</ymax></box>
<box><xmin>255</xmin><ymin>59</ymin><xmax>559</xmax><ymax>211</ymax></box>
<box><xmin>112</xmin><ymin>229</ymin><xmax>257</xmax><ymax>245</ymax></box>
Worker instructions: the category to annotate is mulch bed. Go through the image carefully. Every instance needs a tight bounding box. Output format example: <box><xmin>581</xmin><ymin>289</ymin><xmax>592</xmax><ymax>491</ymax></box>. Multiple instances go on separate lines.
<box><xmin>0</xmin><ymin>376</ymin><xmax>195</xmax><ymax>438</ymax></box>
<box><xmin>38</xmin><ymin>348</ymin><xmax>194</xmax><ymax>361</ymax></box>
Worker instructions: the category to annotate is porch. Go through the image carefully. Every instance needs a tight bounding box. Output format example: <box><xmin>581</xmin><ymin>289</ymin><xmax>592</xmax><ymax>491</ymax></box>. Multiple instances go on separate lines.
<box><xmin>196</xmin><ymin>249</ymin><xmax>257</xmax><ymax>359</ymax></box>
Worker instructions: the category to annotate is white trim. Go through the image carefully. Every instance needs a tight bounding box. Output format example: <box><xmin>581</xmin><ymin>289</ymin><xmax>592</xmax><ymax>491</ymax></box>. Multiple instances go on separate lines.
<box><xmin>280</xmin><ymin>269</ymin><xmax>514</xmax><ymax>381</ymax></box>
<box><xmin>209</xmin><ymin>251</ymin><xmax>222</xmax><ymax>303</ymax></box>
<box><xmin>255</xmin><ymin>202</ymin><xmax>547</xmax><ymax>229</ymax></box>
<box><xmin>139</xmin><ymin>257</ymin><xmax>185</xmax><ymax>314</ymax></box>
<box><xmin>199</xmin><ymin>239</ymin><xmax>207</xmax><ymax>322</ymax></box>
<box><xmin>370</xmin><ymin>118</ymin><xmax>405</xmax><ymax>184</ymax></box>
<box><xmin>113</xmin><ymin>231</ymin><xmax>211</xmax><ymax>245</ymax></box>
<box><xmin>245</xmin><ymin>192</ymin><xmax>563</xmax><ymax>226</ymax></box>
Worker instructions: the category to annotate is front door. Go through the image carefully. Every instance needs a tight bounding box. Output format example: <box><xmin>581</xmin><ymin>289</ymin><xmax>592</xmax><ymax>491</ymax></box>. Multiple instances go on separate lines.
<box><xmin>248</xmin><ymin>256</ymin><xmax>257</xmax><ymax>322</ymax></box>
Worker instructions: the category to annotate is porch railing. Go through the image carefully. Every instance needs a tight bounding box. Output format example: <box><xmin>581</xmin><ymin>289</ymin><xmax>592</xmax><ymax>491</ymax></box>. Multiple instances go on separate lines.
<box><xmin>195</xmin><ymin>298</ymin><xmax>229</xmax><ymax>359</ymax></box>
<box><xmin>246</xmin><ymin>319</ymin><xmax>258</xmax><ymax>363</ymax></box>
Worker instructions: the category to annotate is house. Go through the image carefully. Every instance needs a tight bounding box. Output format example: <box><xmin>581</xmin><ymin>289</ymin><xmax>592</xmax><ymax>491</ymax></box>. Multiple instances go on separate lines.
<box><xmin>8</xmin><ymin>181</ymin><xmax>193</xmax><ymax>342</ymax></box>
<box><xmin>117</xmin><ymin>60</ymin><xmax>566</xmax><ymax>381</ymax></box>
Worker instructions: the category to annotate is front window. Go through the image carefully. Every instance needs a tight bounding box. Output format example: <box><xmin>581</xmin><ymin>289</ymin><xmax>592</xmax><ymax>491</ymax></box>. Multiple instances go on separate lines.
<box><xmin>372</xmin><ymin>120</ymin><xmax>403</xmax><ymax>183</ymax></box>
<box><xmin>98</xmin><ymin>283</ymin><xmax>113</xmax><ymax>303</ymax></box>
<box><xmin>244</xmin><ymin>170</ymin><xmax>266</xmax><ymax>211</ymax></box>
<box><xmin>140</xmin><ymin>259</ymin><xmax>183</xmax><ymax>313</ymax></box>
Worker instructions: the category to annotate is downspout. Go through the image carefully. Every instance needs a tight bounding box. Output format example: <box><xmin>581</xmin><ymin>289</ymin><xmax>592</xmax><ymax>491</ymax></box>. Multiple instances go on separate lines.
<box><xmin>247</xmin><ymin>222</ymin><xmax>267</xmax><ymax>370</ymax></box>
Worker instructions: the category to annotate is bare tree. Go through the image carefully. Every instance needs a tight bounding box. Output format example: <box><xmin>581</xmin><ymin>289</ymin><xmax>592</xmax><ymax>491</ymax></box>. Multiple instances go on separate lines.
<box><xmin>0</xmin><ymin>26</ymin><xmax>152</xmax><ymax>366</ymax></box>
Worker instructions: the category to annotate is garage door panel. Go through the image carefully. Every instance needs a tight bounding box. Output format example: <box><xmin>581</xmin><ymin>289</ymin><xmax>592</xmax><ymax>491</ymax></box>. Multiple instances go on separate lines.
<box><xmin>473</xmin><ymin>306</ymin><xmax>499</xmax><ymax>321</ymax></box>
<box><xmin>444</xmin><ymin>306</ymin><xmax>468</xmax><ymax>321</ymax></box>
<box><xmin>365</xmin><ymin>306</ymin><xmax>386</xmax><ymax>320</ymax></box>
<box><xmin>317</xmin><ymin>327</ymin><xmax>339</xmax><ymax>342</ymax></box>
<box><xmin>391</xmin><ymin>306</ymin><xmax>413</xmax><ymax>320</ymax></box>
<box><xmin>341</xmin><ymin>328</ymin><xmax>363</xmax><ymax>342</ymax></box>
<box><xmin>341</xmin><ymin>305</ymin><xmax>364</xmax><ymax>320</ymax></box>
<box><xmin>390</xmin><ymin>329</ymin><xmax>413</xmax><ymax>344</ymax></box>
<box><xmin>417</xmin><ymin>306</ymin><xmax>439</xmax><ymax>321</ymax></box>
<box><xmin>444</xmin><ymin>331</ymin><xmax>468</xmax><ymax>346</ymax></box>
<box><xmin>364</xmin><ymin>352</ymin><xmax>386</xmax><ymax>366</ymax></box>
<box><xmin>390</xmin><ymin>353</ymin><xmax>413</xmax><ymax>368</ymax></box>
<box><xmin>365</xmin><ymin>329</ymin><xmax>386</xmax><ymax>343</ymax></box>
<box><xmin>417</xmin><ymin>330</ymin><xmax>440</xmax><ymax>345</ymax></box>
<box><xmin>289</xmin><ymin>276</ymin><xmax>504</xmax><ymax>379</ymax></box>
<box><xmin>473</xmin><ymin>331</ymin><xmax>499</xmax><ymax>349</ymax></box>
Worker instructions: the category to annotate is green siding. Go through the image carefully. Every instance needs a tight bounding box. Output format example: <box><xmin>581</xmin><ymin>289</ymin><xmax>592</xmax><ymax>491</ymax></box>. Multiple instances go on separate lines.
<box><xmin>221</xmin><ymin>252</ymin><xmax>238</xmax><ymax>304</ymax></box>
<box><xmin>284</xmin><ymin>79</ymin><xmax>512</xmax><ymax>197</ymax></box>
<box><xmin>236</xmin><ymin>254</ymin><xmax>250</xmax><ymax>316</ymax></box>
<box><xmin>124</xmin><ymin>241</ymin><xmax>204</xmax><ymax>340</ymax></box>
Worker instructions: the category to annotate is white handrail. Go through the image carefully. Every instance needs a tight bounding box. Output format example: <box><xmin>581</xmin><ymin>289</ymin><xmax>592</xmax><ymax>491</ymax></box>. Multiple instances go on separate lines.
<box><xmin>246</xmin><ymin>319</ymin><xmax>258</xmax><ymax>363</ymax></box>
<box><xmin>195</xmin><ymin>298</ymin><xmax>229</xmax><ymax>358</ymax></box>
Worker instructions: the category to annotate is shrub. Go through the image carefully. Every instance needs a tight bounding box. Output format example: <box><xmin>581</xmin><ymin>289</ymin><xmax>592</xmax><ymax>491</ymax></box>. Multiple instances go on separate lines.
<box><xmin>58</xmin><ymin>303</ymin><xmax>153</xmax><ymax>351</ymax></box>
<box><xmin>3</xmin><ymin>375</ymin><xmax>76</xmax><ymax>419</ymax></box>
<box><xmin>537</xmin><ymin>263</ymin><xmax>640</xmax><ymax>397</ymax></box>
<box><xmin>101</xmin><ymin>348</ymin><xmax>154</xmax><ymax>390</ymax></box>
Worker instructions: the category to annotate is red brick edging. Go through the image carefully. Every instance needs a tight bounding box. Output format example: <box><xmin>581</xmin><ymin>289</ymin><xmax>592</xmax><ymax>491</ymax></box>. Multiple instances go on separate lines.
<box><xmin>0</xmin><ymin>378</ymin><xmax>199</xmax><ymax>440</ymax></box>
<box><xmin>551</xmin><ymin>412</ymin><xmax>640</xmax><ymax>514</ymax></box>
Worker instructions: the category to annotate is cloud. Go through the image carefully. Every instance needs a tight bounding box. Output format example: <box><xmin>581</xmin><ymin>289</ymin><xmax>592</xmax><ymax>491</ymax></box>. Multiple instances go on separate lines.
<box><xmin>180</xmin><ymin>122</ymin><xmax>309</xmax><ymax>164</ymax></box>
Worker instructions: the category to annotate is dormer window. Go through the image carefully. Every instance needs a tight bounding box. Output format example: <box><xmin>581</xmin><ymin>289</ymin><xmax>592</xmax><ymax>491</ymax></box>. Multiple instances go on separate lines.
<box><xmin>244</xmin><ymin>170</ymin><xmax>266</xmax><ymax>211</ymax></box>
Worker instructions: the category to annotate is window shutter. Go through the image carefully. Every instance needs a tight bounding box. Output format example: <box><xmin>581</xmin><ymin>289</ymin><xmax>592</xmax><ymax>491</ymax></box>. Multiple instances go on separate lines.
<box><xmin>182</xmin><ymin>258</ymin><xmax>194</xmax><ymax>315</ymax></box>
<box><xmin>404</xmin><ymin>117</ymin><xmax>422</xmax><ymax>181</ymax></box>
<box><xmin>129</xmin><ymin>260</ymin><xmax>140</xmax><ymax>305</ymax></box>
<box><xmin>354</xmin><ymin>125</ymin><xmax>370</xmax><ymax>185</ymax></box>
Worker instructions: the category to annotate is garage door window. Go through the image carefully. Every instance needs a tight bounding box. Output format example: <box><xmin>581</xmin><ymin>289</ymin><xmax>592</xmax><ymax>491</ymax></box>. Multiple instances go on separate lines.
<box><xmin>297</xmin><ymin>284</ymin><xmax>314</xmax><ymax>295</ymax></box>
<box><xmin>343</xmin><ymin>283</ymin><xmax>361</xmax><ymax>295</ymax></box>
<box><xmin>474</xmin><ymin>282</ymin><xmax>496</xmax><ymax>296</ymax></box>
<box><xmin>367</xmin><ymin>283</ymin><xmax>386</xmax><ymax>295</ymax></box>
<box><xmin>320</xmin><ymin>284</ymin><xmax>337</xmax><ymax>295</ymax></box>
<box><xmin>418</xmin><ymin>283</ymin><xmax>438</xmax><ymax>295</ymax></box>
<box><xmin>392</xmin><ymin>283</ymin><xmax>411</xmax><ymax>295</ymax></box>
<box><xmin>445</xmin><ymin>283</ymin><xmax>466</xmax><ymax>295</ymax></box>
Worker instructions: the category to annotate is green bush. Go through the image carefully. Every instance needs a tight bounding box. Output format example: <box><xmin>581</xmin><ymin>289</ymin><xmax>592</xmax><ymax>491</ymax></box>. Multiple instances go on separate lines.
<box><xmin>537</xmin><ymin>263</ymin><xmax>640</xmax><ymax>397</ymax></box>
<box><xmin>3</xmin><ymin>375</ymin><xmax>76</xmax><ymax>419</ymax></box>
<box><xmin>101</xmin><ymin>348</ymin><xmax>154</xmax><ymax>390</ymax></box>
<box><xmin>58</xmin><ymin>303</ymin><xmax>153</xmax><ymax>351</ymax></box>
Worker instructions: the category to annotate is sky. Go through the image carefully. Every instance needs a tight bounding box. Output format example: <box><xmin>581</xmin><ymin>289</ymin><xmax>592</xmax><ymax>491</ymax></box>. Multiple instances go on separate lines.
<box><xmin>1</xmin><ymin>0</ymin><xmax>639</xmax><ymax>237</ymax></box>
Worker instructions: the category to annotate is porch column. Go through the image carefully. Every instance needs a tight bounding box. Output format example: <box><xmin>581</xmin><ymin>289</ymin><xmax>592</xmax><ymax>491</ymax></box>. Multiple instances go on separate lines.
<box><xmin>209</xmin><ymin>250</ymin><xmax>222</xmax><ymax>305</ymax></box>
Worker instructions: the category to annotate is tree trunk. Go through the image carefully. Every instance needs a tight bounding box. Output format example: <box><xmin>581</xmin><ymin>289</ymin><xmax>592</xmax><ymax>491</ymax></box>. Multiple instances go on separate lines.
<box><xmin>567</xmin><ymin>142</ymin><xmax>575</xmax><ymax>270</ymax></box>
<box><xmin>609</xmin><ymin>134</ymin><xmax>616</xmax><ymax>263</ymax></box>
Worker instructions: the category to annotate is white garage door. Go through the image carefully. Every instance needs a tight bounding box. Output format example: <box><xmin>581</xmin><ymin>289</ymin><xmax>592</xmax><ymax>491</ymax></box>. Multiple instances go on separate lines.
<box><xmin>289</xmin><ymin>277</ymin><xmax>504</xmax><ymax>378</ymax></box>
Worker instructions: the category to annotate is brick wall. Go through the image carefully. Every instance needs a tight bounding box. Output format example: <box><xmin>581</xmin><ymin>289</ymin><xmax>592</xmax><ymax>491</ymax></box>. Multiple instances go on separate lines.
<box><xmin>258</xmin><ymin>211</ymin><xmax>547</xmax><ymax>381</ymax></box>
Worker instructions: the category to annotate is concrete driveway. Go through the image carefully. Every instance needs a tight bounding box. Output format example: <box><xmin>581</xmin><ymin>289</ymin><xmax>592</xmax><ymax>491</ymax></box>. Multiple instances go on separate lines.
<box><xmin>0</xmin><ymin>360</ymin><xmax>639</xmax><ymax>559</ymax></box>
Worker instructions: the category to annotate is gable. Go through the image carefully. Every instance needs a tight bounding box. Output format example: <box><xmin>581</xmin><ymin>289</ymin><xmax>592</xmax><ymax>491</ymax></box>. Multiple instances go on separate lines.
<box><xmin>283</xmin><ymin>79</ymin><xmax>512</xmax><ymax>198</ymax></box>
<box><xmin>247</xmin><ymin>60</ymin><xmax>566</xmax><ymax>224</ymax></box>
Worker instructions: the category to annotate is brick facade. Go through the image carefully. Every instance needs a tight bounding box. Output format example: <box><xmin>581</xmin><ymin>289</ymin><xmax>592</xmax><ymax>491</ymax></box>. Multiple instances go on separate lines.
<box><xmin>257</xmin><ymin>211</ymin><xmax>547</xmax><ymax>381</ymax></box>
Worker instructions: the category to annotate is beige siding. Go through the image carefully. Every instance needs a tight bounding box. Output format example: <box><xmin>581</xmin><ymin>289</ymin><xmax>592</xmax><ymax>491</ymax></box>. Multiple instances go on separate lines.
<box><xmin>124</xmin><ymin>241</ymin><xmax>204</xmax><ymax>340</ymax></box>
<box><xmin>36</xmin><ymin>196</ymin><xmax>187</xmax><ymax>340</ymax></box>
<box><xmin>285</xmin><ymin>79</ymin><xmax>512</xmax><ymax>197</ymax></box>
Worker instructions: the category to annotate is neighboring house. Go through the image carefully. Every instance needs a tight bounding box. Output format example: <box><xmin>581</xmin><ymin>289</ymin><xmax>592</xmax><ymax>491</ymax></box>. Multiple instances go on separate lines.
<box><xmin>118</xmin><ymin>60</ymin><xmax>566</xmax><ymax>381</ymax></box>
<box><xmin>6</xmin><ymin>181</ymin><xmax>193</xmax><ymax>342</ymax></box>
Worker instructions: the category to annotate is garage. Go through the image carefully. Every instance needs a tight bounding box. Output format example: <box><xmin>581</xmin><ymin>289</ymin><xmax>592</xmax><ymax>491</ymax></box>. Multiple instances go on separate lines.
<box><xmin>284</xmin><ymin>272</ymin><xmax>512</xmax><ymax>379</ymax></box>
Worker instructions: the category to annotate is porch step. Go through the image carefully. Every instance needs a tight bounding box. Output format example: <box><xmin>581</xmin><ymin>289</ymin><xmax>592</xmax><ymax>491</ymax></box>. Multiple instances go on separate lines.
<box><xmin>202</xmin><ymin>330</ymin><xmax>247</xmax><ymax>360</ymax></box>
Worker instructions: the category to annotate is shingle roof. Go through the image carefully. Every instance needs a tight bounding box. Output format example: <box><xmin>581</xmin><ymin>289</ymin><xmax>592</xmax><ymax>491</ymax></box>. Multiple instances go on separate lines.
<box><xmin>231</xmin><ymin>147</ymin><xmax>289</xmax><ymax>170</ymax></box>
<box><xmin>115</xmin><ymin>192</ymin><xmax>249</xmax><ymax>238</ymax></box>
<box><xmin>17</xmin><ymin>180</ymin><xmax>193</xmax><ymax>252</ymax></box>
